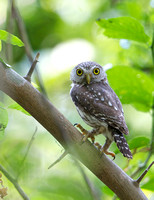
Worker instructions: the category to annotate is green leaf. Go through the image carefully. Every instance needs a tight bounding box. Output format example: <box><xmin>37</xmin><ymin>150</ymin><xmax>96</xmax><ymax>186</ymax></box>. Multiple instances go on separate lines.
<box><xmin>0</xmin><ymin>30</ymin><xmax>24</xmax><ymax>47</ymax></box>
<box><xmin>8</xmin><ymin>103</ymin><xmax>31</xmax><ymax>116</ymax></box>
<box><xmin>0</xmin><ymin>102</ymin><xmax>8</xmax><ymax>139</ymax></box>
<box><xmin>128</xmin><ymin>136</ymin><xmax>150</xmax><ymax>150</ymax></box>
<box><xmin>141</xmin><ymin>176</ymin><xmax>154</xmax><ymax>191</ymax></box>
<box><xmin>106</xmin><ymin>66</ymin><xmax>154</xmax><ymax>112</ymax></box>
<box><xmin>96</xmin><ymin>17</ymin><xmax>150</xmax><ymax>44</ymax></box>
<box><xmin>0</xmin><ymin>40</ymin><xmax>1</xmax><ymax>51</ymax></box>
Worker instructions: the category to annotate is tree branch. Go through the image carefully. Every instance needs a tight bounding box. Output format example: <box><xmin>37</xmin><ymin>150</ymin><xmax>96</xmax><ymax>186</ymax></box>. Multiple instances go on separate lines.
<box><xmin>130</xmin><ymin>92</ymin><xmax>154</xmax><ymax>179</ymax></box>
<box><xmin>0</xmin><ymin>62</ymin><xmax>148</xmax><ymax>200</ymax></box>
<box><xmin>74</xmin><ymin>159</ymin><xmax>101</xmax><ymax>200</ymax></box>
<box><xmin>24</xmin><ymin>53</ymin><xmax>40</xmax><ymax>82</ymax></box>
<box><xmin>16</xmin><ymin>127</ymin><xmax>37</xmax><ymax>180</ymax></box>
<box><xmin>0</xmin><ymin>164</ymin><xmax>29</xmax><ymax>200</ymax></box>
<box><xmin>5</xmin><ymin>0</ymin><xmax>14</xmax><ymax>64</ymax></box>
<box><xmin>135</xmin><ymin>161</ymin><xmax>154</xmax><ymax>184</ymax></box>
<box><xmin>11</xmin><ymin>0</ymin><xmax>47</xmax><ymax>97</ymax></box>
<box><xmin>48</xmin><ymin>150</ymin><xmax>68</xmax><ymax>169</ymax></box>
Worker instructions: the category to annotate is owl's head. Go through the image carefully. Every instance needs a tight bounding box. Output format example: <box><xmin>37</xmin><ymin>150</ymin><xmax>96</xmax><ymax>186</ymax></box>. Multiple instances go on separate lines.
<box><xmin>70</xmin><ymin>61</ymin><xmax>107</xmax><ymax>84</ymax></box>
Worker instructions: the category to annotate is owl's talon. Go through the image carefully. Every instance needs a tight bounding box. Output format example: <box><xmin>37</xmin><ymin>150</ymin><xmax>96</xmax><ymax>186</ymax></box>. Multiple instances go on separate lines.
<box><xmin>81</xmin><ymin>132</ymin><xmax>90</xmax><ymax>143</ymax></box>
<box><xmin>101</xmin><ymin>149</ymin><xmax>116</xmax><ymax>159</ymax></box>
<box><xmin>112</xmin><ymin>155</ymin><xmax>116</xmax><ymax>161</ymax></box>
<box><xmin>94</xmin><ymin>142</ymin><xmax>102</xmax><ymax>150</ymax></box>
<box><xmin>90</xmin><ymin>136</ymin><xmax>95</xmax><ymax>144</ymax></box>
<box><xmin>94</xmin><ymin>141</ymin><xmax>116</xmax><ymax>159</ymax></box>
<box><xmin>75</xmin><ymin>123</ymin><xmax>96</xmax><ymax>144</ymax></box>
<box><xmin>74</xmin><ymin>123</ymin><xmax>78</xmax><ymax>126</ymax></box>
<box><xmin>75</xmin><ymin>123</ymin><xmax>90</xmax><ymax>142</ymax></box>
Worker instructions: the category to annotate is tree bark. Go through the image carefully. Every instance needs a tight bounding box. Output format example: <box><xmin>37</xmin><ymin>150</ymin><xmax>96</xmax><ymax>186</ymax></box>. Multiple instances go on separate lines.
<box><xmin>0</xmin><ymin>62</ymin><xmax>148</xmax><ymax>200</ymax></box>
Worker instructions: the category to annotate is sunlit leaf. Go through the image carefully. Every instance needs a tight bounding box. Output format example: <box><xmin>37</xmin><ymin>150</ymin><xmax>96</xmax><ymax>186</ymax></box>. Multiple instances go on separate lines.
<box><xmin>106</xmin><ymin>66</ymin><xmax>154</xmax><ymax>112</ymax></box>
<box><xmin>128</xmin><ymin>136</ymin><xmax>150</xmax><ymax>150</ymax></box>
<box><xmin>8</xmin><ymin>103</ymin><xmax>31</xmax><ymax>116</ymax></box>
<box><xmin>0</xmin><ymin>102</ymin><xmax>8</xmax><ymax>139</ymax></box>
<box><xmin>97</xmin><ymin>17</ymin><xmax>150</xmax><ymax>44</ymax></box>
<box><xmin>0</xmin><ymin>30</ymin><xmax>24</xmax><ymax>47</ymax></box>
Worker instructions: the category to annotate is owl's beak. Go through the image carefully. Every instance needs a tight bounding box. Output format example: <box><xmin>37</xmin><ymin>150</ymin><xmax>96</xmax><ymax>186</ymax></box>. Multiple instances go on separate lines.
<box><xmin>86</xmin><ymin>74</ymin><xmax>92</xmax><ymax>84</ymax></box>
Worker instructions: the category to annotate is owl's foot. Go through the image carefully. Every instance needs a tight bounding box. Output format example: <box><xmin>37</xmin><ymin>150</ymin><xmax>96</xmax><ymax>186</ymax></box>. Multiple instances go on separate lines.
<box><xmin>74</xmin><ymin>123</ymin><xmax>95</xmax><ymax>143</ymax></box>
<box><xmin>94</xmin><ymin>139</ymin><xmax>115</xmax><ymax>160</ymax></box>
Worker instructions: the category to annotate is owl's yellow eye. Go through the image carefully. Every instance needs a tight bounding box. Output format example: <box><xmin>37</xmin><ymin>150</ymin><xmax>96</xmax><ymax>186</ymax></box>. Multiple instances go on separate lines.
<box><xmin>76</xmin><ymin>69</ymin><xmax>83</xmax><ymax>76</ymax></box>
<box><xmin>93</xmin><ymin>68</ymin><xmax>100</xmax><ymax>75</ymax></box>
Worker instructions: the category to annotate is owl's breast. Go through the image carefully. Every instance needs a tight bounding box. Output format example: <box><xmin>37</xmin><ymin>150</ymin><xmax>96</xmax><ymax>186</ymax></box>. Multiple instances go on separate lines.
<box><xmin>70</xmin><ymin>83</ymin><xmax>95</xmax><ymax>111</ymax></box>
<box><xmin>70</xmin><ymin>83</ymin><xmax>108</xmax><ymax>128</ymax></box>
<box><xmin>76</xmin><ymin>106</ymin><xmax>108</xmax><ymax>129</ymax></box>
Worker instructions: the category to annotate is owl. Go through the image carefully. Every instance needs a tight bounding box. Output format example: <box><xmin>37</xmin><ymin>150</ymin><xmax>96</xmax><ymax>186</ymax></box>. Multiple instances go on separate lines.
<box><xmin>70</xmin><ymin>61</ymin><xmax>132</xmax><ymax>159</ymax></box>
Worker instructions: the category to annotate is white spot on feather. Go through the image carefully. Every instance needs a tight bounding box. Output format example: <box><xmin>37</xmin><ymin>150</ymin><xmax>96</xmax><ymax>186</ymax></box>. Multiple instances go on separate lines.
<box><xmin>101</xmin><ymin>97</ymin><xmax>104</xmax><ymax>101</ymax></box>
<box><xmin>114</xmin><ymin>106</ymin><xmax>118</xmax><ymax>111</ymax></box>
<box><xmin>108</xmin><ymin>101</ymin><xmax>112</xmax><ymax>106</ymax></box>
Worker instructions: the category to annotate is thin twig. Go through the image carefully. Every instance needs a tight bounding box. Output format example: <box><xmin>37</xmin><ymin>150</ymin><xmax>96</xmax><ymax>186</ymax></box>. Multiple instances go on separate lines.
<box><xmin>5</xmin><ymin>0</ymin><xmax>14</xmax><ymax>64</ymax></box>
<box><xmin>74</xmin><ymin>159</ymin><xmax>101</xmax><ymax>200</ymax></box>
<box><xmin>150</xmin><ymin>25</ymin><xmax>154</xmax><ymax>69</ymax></box>
<box><xmin>24</xmin><ymin>53</ymin><xmax>40</xmax><ymax>82</ymax></box>
<box><xmin>48</xmin><ymin>150</ymin><xmax>101</xmax><ymax>200</ymax></box>
<box><xmin>48</xmin><ymin>150</ymin><xmax>68</xmax><ymax>169</ymax></box>
<box><xmin>11</xmin><ymin>0</ymin><xmax>32</xmax><ymax>61</ymax></box>
<box><xmin>151</xmin><ymin>91</ymin><xmax>154</xmax><ymax>157</ymax></box>
<box><xmin>130</xmin><ymin>92</ymin><xmax>154</xmax><ymax>179</ymax></box>
<box><xmin>11</xmin><ymin>0</ymin><xmax>47</xmax><ymax>97</ymax></box>
<box><xmin>16</xmin><ymin>127</ymin><xmax>37</xmax><ymax>180</ymax></box>
<box><xmin>0</xmin><ymin>164</ymin><xmax>30</xmax><ymax>200</ymax></box>
<box><xmin>135</xmin><ymin>161</ymin><xmax>154</xmax><ymax>184</ymax></box>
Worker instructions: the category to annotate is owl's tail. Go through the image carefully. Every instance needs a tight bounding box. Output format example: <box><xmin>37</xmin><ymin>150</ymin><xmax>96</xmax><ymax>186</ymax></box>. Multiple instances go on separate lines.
<box><xmin>112</xmin><ymin>129</ymin><xmax>132</xmax><ymax>159</ymax></box>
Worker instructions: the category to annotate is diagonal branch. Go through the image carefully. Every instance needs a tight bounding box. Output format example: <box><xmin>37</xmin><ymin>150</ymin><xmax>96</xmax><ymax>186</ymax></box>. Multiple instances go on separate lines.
<box><xmin>0</xmin><ymin>164</ymin><xmax>29</xmax><ymax>200</ymax></box>
<box><xmin>135</xmin><ymin>161</ymin><xmax>154</xmax><ymax>184</ymax></box>
<box><xmin>130</xmin><ymin>92</ymin><xmax>154</xmax><ymax>179</ymax></box>
<box><xmin>0</xmin><ymin>62</ymin><xmax>148</xmax><ymax>200</ymax></box>
<box><xmin>24</xmin><ymin>53</ymin><xmax>40</xmax><ymax>82</ymax></box>
<box><xmin>16</xmin><ymin>127</ymin><xmax>37</xmax><ymax>180</ymax></box>
<box><xmin>48</xmin><ymin>150</ymin><xmax>68</xmax><ymax>169</ymax></box>
<box><xmin>11</xmin><ymin>0</ymin><xmax>47</xmax><ymax>97</ymax></box>
<box><xmin>74</xmin><ymin>159</ymin><xmax>101</xmax><ymax>200</ymax></box>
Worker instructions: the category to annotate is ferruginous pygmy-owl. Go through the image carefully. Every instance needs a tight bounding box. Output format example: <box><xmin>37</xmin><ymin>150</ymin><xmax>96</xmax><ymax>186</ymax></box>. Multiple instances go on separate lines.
<box><xmin>70</xmin><ymin>61</ymin><xmax>132</xmax><ymax>159</ymax></box>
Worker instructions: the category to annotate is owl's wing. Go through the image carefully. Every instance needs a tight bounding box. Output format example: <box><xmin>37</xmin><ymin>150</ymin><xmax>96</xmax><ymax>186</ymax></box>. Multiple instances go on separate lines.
<box><xmin>71</xmin><ymin>82</ymin><xmax>129</xmax><ymax>135</ymax></box>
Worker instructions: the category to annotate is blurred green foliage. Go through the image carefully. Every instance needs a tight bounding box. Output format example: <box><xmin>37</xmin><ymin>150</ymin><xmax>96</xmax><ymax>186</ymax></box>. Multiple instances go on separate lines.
<box><xmin>0</xmin><ymin>102</ymin><xmax>8</xmax><ymax>139</ymax></box>
<box><xmin>0</xmin><ymin>0</ymin><xmax>154</xmax><ymax>199</ymax></box>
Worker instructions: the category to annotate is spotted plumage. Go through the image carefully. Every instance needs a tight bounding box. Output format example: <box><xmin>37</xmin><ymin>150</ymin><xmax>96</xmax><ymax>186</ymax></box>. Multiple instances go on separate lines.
<box><xmin>70</xmin><ymin>61</ymin><xmax>132</xmax><ymax>159</ymax></box>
